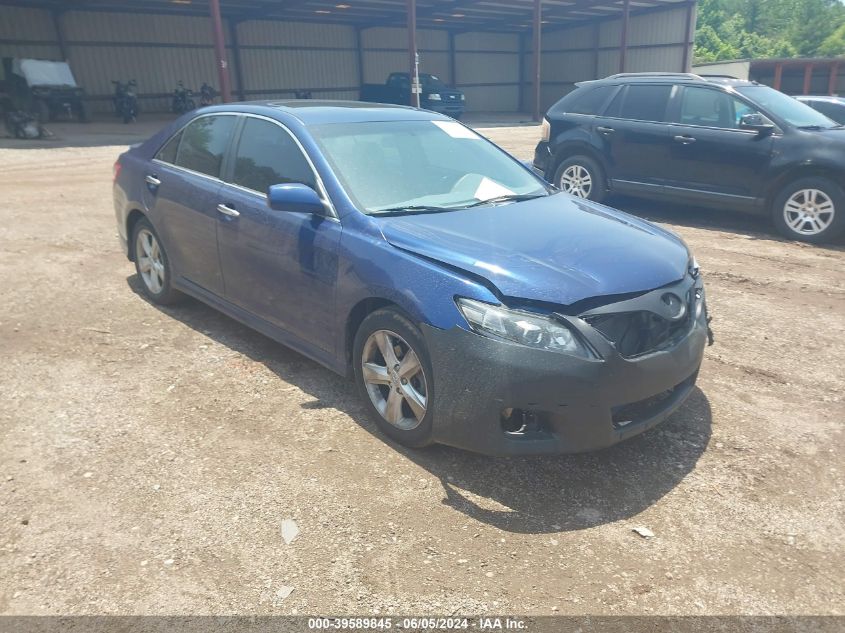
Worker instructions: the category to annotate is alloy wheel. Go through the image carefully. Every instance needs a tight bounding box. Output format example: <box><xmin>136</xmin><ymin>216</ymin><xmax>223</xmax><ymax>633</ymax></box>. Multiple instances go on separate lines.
<box><xmin>136</xmin><ymin>228</ymin><xmax>166</xmax><ymax>294</ymax></box>
<box><xmin>361</xmin><ymin>329</ymin><xmax>428</xmax><ymax>431</ymax></box>
<box><xmin>783</xmin><ymin>189</ymin><xmax>835</xmax><ymax>236</ymax></box>
<box><xmin>559</xmin><ymin>164</ymin><xmax>593</xmax><ymax>198</ymax></box>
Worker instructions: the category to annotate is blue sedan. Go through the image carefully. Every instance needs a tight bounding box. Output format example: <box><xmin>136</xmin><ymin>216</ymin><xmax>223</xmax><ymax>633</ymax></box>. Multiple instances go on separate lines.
<box><xmin>114</xmin><ymin>101</ymin><xmax>710</xmax><ymax>456</ymax></box>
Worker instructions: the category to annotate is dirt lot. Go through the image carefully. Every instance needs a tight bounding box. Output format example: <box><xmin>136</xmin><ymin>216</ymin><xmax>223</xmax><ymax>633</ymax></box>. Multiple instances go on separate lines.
<box><xmin>0</xmin><ymin>118</ymin><xmax>843</xmax><ymax>617</ymax></box>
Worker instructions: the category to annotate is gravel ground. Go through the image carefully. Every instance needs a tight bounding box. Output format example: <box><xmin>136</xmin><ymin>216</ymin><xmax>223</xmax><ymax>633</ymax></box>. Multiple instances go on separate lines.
<box><xmin>0</xmin><ymin>118</ymin><xmax>843</xmax><ymax>616</ymax></box>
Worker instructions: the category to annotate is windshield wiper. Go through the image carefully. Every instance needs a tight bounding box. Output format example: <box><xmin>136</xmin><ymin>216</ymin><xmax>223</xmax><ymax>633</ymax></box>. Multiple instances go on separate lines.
<box><xmin>369</xmin><ymin>205</ymin><xmax>456</xmax><ymax>217</ymax></box>
<box><xmin>459</xmin><ymin>193</ymin><xmax>548</xmax><ymax>209</ymax></box>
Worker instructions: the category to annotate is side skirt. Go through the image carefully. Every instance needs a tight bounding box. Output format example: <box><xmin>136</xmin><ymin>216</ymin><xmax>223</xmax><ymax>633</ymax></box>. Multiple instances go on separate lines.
<box><xmin>173</xmin><ymin>277</ymin><xmax>348</xmax><ymax>377</ymax></box>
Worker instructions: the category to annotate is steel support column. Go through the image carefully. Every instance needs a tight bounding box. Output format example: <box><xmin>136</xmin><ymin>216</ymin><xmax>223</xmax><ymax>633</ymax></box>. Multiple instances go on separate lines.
<box><xmin>407</xmin><ymin>0</ymin><xmax>420</xmax><ymax>108</ymax></box>
<box><xmin>209</xmin><ymin>0</ymin><xmax>232</xmax><ymax>103</ymax></box>
<box><xmin>592</xmin><ymin>21</ymin><xmax>600</xmax><ymax>79</ymax></box>
<box><xmin>829</xmin><ymin>61</ymin><xmax>840</xmax><ymax>95</ymax></box>
<box><xmin>773</xmin><ymin>63</ymin><xmax>783</xmax><ymax>91</ymax></box>
<box><xmin>52</xmin><ymin>10</ymin><xmax>68</xmax><ymax>60</ymax></box>
<box><xmin>356</xmin><ymin>27</ymin><xmax>366</xmax><ymax>91</ymax></box>
<box><xmin>518</xmin><ymin>31</ymin><xmax>527</xmax><ymax>113</ymax></box>
<box><xmin>681</xmin><ymin>1</ymin><xmax>694</xmax><ymax>72</ymax></box>
<box><xmin>229</xmin><ymin>20</ymin><xmax>245</xmax><ymax>101</ymax></box>
<box><xmin>532</xmin><ymin>0</ymin><xmax>542</xmax><ymax>122</ymax></box>
<box><xmin>449</xmin><ymin>31</ymin><xmax>457</xmax><ymax>88</ymax></box>
<box><xmin>619</xmin><ymin>0</ymin><xmax>630</xmax><ymax>73</ymax></box>
<box><xmin>803</xmin><ymin>63</ymin><xmax>814</xmax><ymax>95</ymax></box>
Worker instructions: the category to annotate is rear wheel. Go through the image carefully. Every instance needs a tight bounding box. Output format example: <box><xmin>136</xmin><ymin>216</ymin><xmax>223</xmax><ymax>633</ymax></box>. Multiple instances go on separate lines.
<box><xmin>772</xmin><ymin>177</ymin><xmax>845</xmax><ymax>243</ymax></box>
<box><xmin>131</xmin><ymin>218</ymin><xmax>182</xmax><ymax>305</ymax></box>
<box><xmin>553</xmin><ymin>155</ymin><xmax>606</xmax><ymax>202</ymax></box>
<box><xmin>353</xmin><ymin>308</ymin><xmax>435</xmax><ymax>448</ymax></box>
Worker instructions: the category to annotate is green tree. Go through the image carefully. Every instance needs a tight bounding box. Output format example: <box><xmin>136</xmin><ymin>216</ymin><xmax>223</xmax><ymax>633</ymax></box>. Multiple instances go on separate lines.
<box><xmin>694</xmin><ymin>0</ymin><xmax>845</xmax><ymax>63</ymax></box>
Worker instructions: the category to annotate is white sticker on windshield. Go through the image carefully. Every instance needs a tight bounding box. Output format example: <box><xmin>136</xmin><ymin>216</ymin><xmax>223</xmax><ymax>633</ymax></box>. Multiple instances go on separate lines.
<box><xmin>474</xmin><ymin>177</ymin><xmax>515</xmax><ymax>200</ymax></box>
<box><xmin>432</xmin><ymin>120</ymin><xmax>480</xmax><ymax>139</ymax></box>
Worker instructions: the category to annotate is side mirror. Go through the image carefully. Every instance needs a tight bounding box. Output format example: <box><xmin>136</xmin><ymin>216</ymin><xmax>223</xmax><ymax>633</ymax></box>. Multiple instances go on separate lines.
<box><xmin>267</xmin><ymin>183</ymin><xmax>326</xmax><ymax>215</ymax></box>
<box><xmin>739</xmin><ymin>113</ymin><xmax>775</xmax><ymax>136</ymax></box>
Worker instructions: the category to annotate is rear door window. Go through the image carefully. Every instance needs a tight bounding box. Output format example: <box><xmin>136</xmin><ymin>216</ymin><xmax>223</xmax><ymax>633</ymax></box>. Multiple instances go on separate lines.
<box><xmin>610</xmin><ymin>85</ymin><xmax>672</xmax><ymax>122</ymax></box>
<box><xmin>231</xmin><ymin>117</ymin><xmax>317</xmax><ymax>194</ymax></box>
<box><xmin>175</xmin><ymin>115</ymin><xmax>237</xmax><ymax>178</ymax></box>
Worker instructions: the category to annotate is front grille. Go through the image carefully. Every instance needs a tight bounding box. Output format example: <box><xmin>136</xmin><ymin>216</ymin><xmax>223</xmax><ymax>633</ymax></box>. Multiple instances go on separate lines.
<box><xmin>584</xmin><ymin>289</ymin><xmax>695</xmax><ymax>358</ymax></box>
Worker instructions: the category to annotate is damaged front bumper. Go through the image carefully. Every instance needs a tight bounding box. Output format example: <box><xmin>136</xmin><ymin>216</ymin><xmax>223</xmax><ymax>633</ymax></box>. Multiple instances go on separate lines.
<box><xmin>421</xmin><ymin>275</ymin><xmax>710</xmax><ymax>456</ymax></box>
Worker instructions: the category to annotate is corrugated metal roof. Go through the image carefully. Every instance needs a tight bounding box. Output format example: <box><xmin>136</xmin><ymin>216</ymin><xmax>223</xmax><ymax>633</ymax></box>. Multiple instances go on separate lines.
<box><xmin>0</xmin><ymin>0</ymin><xmax>695</xmax><ymax>34</ymax></box>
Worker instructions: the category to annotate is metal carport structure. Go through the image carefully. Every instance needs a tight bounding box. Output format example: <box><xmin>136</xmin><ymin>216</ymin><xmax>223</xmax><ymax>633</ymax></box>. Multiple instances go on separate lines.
<box><xmin>0</xmin><ymin>0</ymin><xmax>696</xmax><ymax>120</ymax></box>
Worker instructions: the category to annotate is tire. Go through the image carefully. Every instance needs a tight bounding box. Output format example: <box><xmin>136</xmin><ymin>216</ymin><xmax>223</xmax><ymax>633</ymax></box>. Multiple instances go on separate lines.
<box><xmin>553</xmin><ymin>154</ymin><xmax>607</xmax><ymax>203</ymax></box>
<box><xmin>771</xmin><ymin>177</ymin><xmax>845</xmax><ymax>244</ymax></box>
<box><xmin>131</xmin><ymin>218</ymin><xmax>182</xmax><ymax>305</ymax></box>
<box><xmin>353</xmin><ymin>308</ymin><xmax>435</xmax><ymax>449</ymax></box>
<box><xmin>76</xmin><ymin>101</ymin><xmax>89</xmax><ymax>123</ymax></box>
<box><xmin>35</xmin><ymin>99</ymin><xmax>50</xmax><ymax>124</ymax></box>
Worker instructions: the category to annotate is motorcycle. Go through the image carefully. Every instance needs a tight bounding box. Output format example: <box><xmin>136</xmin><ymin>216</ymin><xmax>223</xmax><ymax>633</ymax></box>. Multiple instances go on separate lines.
<box><xmin>112</xmin><ymin>79</ymin><xmax>138</xmax><ymax>124</ymax></box>
<box><xmin>4</xmin><ymin>110</ymin><xmax>42</xmax><ymax>139</ymax></box>
<box><xmin>171</xmin><ymin>81</ymin><xmax>196</xmax><ymax>114</ymax></box>
<box><xmin>199</xmin><ymin>82</ymin><xmax>216</xmax><ymax>107</ymax></box>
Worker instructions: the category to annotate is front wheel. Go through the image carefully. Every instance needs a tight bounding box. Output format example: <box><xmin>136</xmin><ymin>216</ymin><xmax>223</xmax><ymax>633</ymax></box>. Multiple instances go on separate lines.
<box><xmin>353</xmin><ymin>308</ymin><xmax>435</xmax><ymax>448</ymax></box>
<box><xmin>553</xmin><ymin>155</ymin><xmax>606</xmax><ymax>203</ymax></box>
<box><xmin>772</xmin><ymin>177</ymin><xmax>845</xmax><ymax>243</ymax></box>
<box><xmin>131</xmin><ymin>218</ymin><xmax>182</xmax><ymax>305</ymax></box>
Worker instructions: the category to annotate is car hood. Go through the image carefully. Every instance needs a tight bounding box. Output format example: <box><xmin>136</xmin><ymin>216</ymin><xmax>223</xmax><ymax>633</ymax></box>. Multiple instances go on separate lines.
<box><xmin>375</xmin><ymin>194</ymin><xmax>689</xmax><ymax>307</ymax></box>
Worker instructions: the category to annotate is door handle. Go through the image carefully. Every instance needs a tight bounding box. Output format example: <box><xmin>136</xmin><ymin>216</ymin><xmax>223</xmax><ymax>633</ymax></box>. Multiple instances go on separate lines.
<box><xmin>596</xmin><ymin>126</ymin><xmax>615</xmax><ymax>135</ymax></box>
<box><xmin>673</xmin><ymin>135</ymin><xmax>697</xmax><ymax>144</ymax></box>
<box><xmin>217</xmin><ymin>203</ymin><xmax>240</xmax><ymax>218</ymax></box>
<box><xmin>145</xmin><ymin>174</ymin><xmax>161</xmax><ymax>187</ymax></box>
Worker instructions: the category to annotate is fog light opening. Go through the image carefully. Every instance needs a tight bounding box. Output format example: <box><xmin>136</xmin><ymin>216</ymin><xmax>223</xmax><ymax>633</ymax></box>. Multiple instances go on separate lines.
<box><xmin>501</xmin><ymin>408</ymin><xmax>548</xmax><ymax>437</ymax></box>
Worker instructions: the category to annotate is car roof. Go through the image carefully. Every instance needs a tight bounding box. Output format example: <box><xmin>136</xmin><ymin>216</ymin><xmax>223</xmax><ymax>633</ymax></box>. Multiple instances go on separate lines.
<box><xmin>194</xmin><ymin>100</ymin><xmax>451</xmax><ymax>125</ymax></box>
<box><xmin>581</xmin><ymin>72</ymin><xmax>758</xmax><ymax>88</ymax></box>
<box><xmin>795</xmin><ymin>95</ymin><xmax>845</xmax><ymax>103</ymax></box>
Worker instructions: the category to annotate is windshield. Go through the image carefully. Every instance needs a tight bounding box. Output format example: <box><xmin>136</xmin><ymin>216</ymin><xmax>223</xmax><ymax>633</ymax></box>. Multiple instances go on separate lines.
<box><xmin>422</xmin><ymin>74</ymin><xmax>447</xmax><ymax>89</ymax></box>
<box><xmin>736</xmin><ymin>85</ymin><xmax>839</xmax><ymax>128</ymax></box>
<box><xmin>309</xmin><ymin>120</ymin><xmax>549</xmax><ymax>214</ymax></box>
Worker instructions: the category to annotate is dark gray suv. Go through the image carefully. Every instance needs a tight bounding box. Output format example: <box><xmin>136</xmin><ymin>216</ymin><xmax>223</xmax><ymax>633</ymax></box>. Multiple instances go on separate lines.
<box><xmin>534</xmin><ymin>72</ymin><xmax>845</xmax><ymax>243</ymax></box>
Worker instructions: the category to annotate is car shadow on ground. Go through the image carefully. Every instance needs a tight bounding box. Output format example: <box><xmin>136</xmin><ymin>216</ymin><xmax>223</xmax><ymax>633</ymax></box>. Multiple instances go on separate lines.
<box><xmin>606</xmin><ymin>193</ymin><xmax>845</xmax><ymax>248</ymax></box>
<box><xmin>128</xmin><ymin>275</ymin><xmax>712</xmax><ymax>535</ymax></box>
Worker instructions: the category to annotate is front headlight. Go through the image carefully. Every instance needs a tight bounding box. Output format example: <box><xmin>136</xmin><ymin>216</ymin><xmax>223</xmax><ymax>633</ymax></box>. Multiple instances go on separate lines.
<box><xmin>456</xmin><ymin>298</ymin><xmax>595</xmax><ymax>358</ymax></box>
<box><xmin>428</xmin><ymin>93</ymin><xmax>442</xmax><ymax>101</ymax></box>
<box><xmin>460</xmin><ymin>94</ymin><xmax>466</xmax><ymax>101</ymax></box>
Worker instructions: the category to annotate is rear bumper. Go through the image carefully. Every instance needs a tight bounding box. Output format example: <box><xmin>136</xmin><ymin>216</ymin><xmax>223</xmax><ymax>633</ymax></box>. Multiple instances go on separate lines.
<box><xmin>420</xmin><ymin>279</ymin><xmax>708</xmax><ymax>456</ymax></box>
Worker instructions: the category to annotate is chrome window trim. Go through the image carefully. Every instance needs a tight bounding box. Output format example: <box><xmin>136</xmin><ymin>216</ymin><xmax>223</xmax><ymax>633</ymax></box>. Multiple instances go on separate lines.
<box><xmin>152</xmin><ymin>110</ymin><xmax>338</xmax><ymax>219</ymax></box>
<box><xmin>228</xmin><ymin>113</ymin><xmax>337</xmax><ymax>219</ymax></box>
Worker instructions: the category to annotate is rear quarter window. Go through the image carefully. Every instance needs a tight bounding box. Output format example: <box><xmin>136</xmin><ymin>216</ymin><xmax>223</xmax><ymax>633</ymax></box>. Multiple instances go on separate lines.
<box><xmin>557</xmin><ymin>85</ymin><xmax>616</xmax><ymax>115</ymax></box>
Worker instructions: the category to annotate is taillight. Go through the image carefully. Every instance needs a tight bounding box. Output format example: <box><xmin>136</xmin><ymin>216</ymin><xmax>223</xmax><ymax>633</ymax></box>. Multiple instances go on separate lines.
<box><xmin>113</xmin><ymin>160</ymin><xmax>122</xmax><ymax>183</ymax></box>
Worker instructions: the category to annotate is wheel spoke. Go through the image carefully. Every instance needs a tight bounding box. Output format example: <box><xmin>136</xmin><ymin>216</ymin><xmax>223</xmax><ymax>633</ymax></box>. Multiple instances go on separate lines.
<box><xmin>375</xmin><ymin>331</ymin><xmax>399</xmax><ymax>368</ymax></box>
<box><xmin>401</xmin><ymin>384</ymin><xmax>427</xmax><ymax>421</ymax></box>
<box><xmin>398</xmin><ymin>350</ymin><xmax>421</xmax><ymax>379</ymax></box>
<box><xmin>362</xmin><ymin>362</ymin><xmax>391</xmax><ymax>385</ymax></box>
<box><xmin>385</xmin><ymin>389</ymin><xmax>404</xmax><ymax>424</ymax></box>
<box><xmin>138</xmin><ymin>256</ymin><xmax>152</xmax><ymax>273</ymax></box>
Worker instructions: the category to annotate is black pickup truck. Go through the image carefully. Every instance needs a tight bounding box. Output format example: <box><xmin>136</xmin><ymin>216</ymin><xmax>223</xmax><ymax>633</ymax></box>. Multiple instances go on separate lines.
<box><xmin>361</xmin><ymin>72</ymin><xmax>465</xmax><ymax>119</ymax></box>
